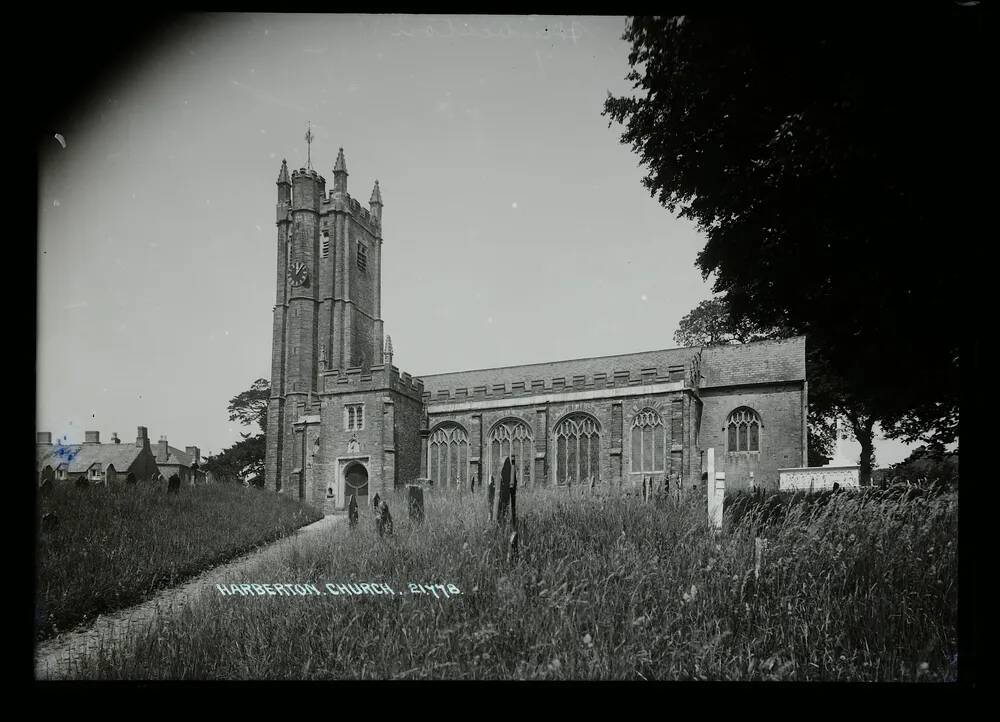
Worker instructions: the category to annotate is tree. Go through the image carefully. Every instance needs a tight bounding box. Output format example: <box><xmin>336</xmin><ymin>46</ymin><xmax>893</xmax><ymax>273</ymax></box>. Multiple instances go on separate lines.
<box><xmin>227</xmin><ymin>378</ymin><xmax>270</xmax><ymax>433</ymax></box>
<box><xmin>604</xmin><ymin>9</ymin><xmax>981</xmax><ymax>450</ymax></box>
<box><xmin>203</xmin><ymin>378</ymin><xmax>270</xmax><ymax>486</ymax></box>
<box><xmin>202</xmin><ymin>433</ymin><xmax>266</xmax><ymax>487</ymax></box>
<box><xmin>674</xmin><ymin>298</ymin><xmax>775</xmax><ymax>347</ymax></box>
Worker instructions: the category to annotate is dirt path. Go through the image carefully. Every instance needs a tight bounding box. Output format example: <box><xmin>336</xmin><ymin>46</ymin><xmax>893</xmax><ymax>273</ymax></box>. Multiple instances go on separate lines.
<box><xmin>34</xmin><ymin>514</ymin><xmax>344</xmax><ymax>680</ymax></box>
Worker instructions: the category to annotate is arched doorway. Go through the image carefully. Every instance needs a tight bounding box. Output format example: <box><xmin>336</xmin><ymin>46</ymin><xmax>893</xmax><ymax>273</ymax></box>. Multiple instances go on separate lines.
<box><xmin>344</xmin><ymin>462</ymin><xmax>369</xmax><ymax>504</ymax></box>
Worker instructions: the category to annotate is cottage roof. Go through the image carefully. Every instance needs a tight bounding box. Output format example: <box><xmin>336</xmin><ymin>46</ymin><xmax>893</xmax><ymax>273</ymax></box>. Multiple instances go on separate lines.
<box><xmin>36</xmin><ymin>442</ymin><xmax>146</xmax><ymax>474</ymax></box>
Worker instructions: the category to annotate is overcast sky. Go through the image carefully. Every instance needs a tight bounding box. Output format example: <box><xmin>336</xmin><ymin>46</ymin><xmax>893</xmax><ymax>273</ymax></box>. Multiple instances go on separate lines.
<box><xmin>36</xmin><ymin>13</ymin><xmax>916</xmax><ymax>465</ymax></box>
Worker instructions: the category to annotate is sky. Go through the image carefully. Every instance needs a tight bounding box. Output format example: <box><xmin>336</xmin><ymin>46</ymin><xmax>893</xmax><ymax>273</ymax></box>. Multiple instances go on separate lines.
<box><xmin>36</xmin><ymin>13</ymin><xmax>917</xmax><ymax>465</ymax></box>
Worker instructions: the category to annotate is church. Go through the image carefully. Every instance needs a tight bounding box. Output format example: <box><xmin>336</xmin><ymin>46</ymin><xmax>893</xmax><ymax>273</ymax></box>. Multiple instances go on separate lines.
<box><xmin>264</xmin><ymin>148</ymin><xmax>808</xmax><ymax>515</ymax></box>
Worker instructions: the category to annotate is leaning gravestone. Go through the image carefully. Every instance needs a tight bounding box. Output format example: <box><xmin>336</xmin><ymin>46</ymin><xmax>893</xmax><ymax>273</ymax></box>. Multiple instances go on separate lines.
<box><xmin>348</xmin><ymin>493</ymin><xmax>359</xmax><ymax>529</ymax></box>
<box><xmin>407</xmin><ymin>484</ymin><xmax>424</xmax><ymax>524</ymax></box>
<box><xmin>377</xmin><ymin>500</ymin><xmax>393</xmax><ymax>537</ymax></box>
<box><xmin>487</xmin><ymin>476</ymin><xmax>496</xmax><ymax>523</ymax></box>
<box><xmin>168</xmin><ymin>474</ymin><xmax>181</xmax><ymax>494</ymax></box>
<box><xmin>42</xmin><ymin>511</ymin><xmax>59</xmax><ymax>533</ymax></box>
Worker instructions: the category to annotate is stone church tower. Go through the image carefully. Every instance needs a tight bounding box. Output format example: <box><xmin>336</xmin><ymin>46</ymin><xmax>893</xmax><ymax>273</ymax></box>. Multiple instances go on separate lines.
<box><xmin>265</xmin><ymin>150</ymin><xmax>424</xmax><ymax>510</ymax></box>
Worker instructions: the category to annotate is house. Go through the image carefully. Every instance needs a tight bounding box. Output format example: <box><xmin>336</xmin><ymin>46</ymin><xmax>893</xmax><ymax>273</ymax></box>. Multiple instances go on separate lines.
<box><xmin>151</xmin><ymin>435</ymin><xmax>206</xmax><ymax>485</ymax></box>
<box><xmin>36</xmin><ymin>427</ymin><xmax>160</xmax><ymax>485</ymax></box>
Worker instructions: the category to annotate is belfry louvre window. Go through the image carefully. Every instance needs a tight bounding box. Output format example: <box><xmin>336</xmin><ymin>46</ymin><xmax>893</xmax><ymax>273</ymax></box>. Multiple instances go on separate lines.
<box><xmin>727</xmin><ymin>407</ymin><xmax>761</xmax><ymax>452</ymax></box>
<box><xmin>488</xmin><ymin>419</ymin><xmax>533</xmax><ymax>490</ymax></box>
<box><xmin>322</xmin><ymin>233</ymin><xmax>330</xmax><ymax>258</ymax></box>
<box><xmin>345</xmin><ymin>404</ymin><xmax>364</xmax><ymax>431</ymax></box>
<box><xmin>357</xmin><ymin>241</ymin><xmax>368</xmax><ymax>272</ymax></box>
<box><xmin>428</xmin><ymin>422</ymin><xmax>469</xmax><ymax>489</ymax></box>
<box><xmin>555</xmin><ymin>413</ymin><xmax>600</xmax><ymax>485</ymax></box>
<box><xmin>630</xmin><ymin>408</ymin><xmax>666</xmax><ymax>473</ymax></box>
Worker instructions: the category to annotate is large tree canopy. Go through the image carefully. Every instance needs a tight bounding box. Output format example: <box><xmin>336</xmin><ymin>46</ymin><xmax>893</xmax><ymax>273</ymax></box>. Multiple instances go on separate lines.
<box><xmin>605</xmin><ymin>8</ymin><xmax>981</xmax><ymax>448</ymax></box>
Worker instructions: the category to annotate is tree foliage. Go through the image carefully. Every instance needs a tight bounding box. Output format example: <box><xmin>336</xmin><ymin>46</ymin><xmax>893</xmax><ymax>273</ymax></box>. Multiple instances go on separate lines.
<box><xmin>227</xmin><ymin>378</ymin><xmax>270</xmax><ymax>434</ymax></box>
<box><xmin>204</xmin><ymin>378</ymin><xmax>271</xmax><ymax>486</ymax></box>
<box><xmin>674</xmin><ymin>298</ymin><xmax>775</xmax><ymax>347</ymax></box>
<box><xmin>202</xmin><ymin>433</ymin><xmax>265</xmax><ymax>487</ymax></box>
<box><xmin>605</xmin><ymin>9</ymin><xmax>981</xmax><ymax>449</ymax></box>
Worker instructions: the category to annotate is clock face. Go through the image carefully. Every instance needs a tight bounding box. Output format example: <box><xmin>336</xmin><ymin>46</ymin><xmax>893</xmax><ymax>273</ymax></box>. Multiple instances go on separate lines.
<box><xmin>288</xmin><ymin>261</ymin><xmax>308</xmax><ymax>287</ymax></box>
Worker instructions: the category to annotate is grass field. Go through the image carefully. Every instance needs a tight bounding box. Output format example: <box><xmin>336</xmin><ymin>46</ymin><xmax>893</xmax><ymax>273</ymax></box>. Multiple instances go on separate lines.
<box><xmin>67</xmin><ymin>484</ymin><xmax>958</xmax><ymax>680</ymax></box>
<box><xmin>35</xmin><ymin>482</ymin><xmax>324</xmax><ymax>641</ymax></box>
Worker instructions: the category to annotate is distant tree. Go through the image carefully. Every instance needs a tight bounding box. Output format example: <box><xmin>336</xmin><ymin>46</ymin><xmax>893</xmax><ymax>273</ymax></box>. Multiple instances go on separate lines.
<box><xmin>204</xmin><ymin>378</ymin><xmax>270</xmax><ymax>487</ymax></box>
<box><xmin>202</xmin><ymin>433</ymin><xmax>265</xmax><ymax>487</ymax></box>
<box><xmin>604</xmin><ymin>9</ymin><xmax>981</xmax><ymax>451</ymax></box>
<box><xmin>674</xmin><ymin>298</ymin><xmax>775</xmax><ymax>347</ymax></box>
<box><xmin>227</xmin><ymin>378</ymin><xmax>270</xmax><ymax>434</ymax></box>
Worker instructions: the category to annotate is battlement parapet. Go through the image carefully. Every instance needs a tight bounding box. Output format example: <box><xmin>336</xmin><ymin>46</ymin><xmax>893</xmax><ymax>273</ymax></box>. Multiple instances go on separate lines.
<box><xmin>320</xmin><ymin>192</ymin><xmax>379</xmax><ymax>233</ymax></box>
<box><xmin>291</xmin><ymin>168</ymin><xmax>326</xmax><ymax>183</ymax></box>
<box><xmin>322</xmin><ymin>364</ymin><xmax>424</xmax><ymax>398</ymax></box>
<box><xmin>419</xmin><ymin>363</ymin><xmax>695</xmax><ymax>403</ymax></box>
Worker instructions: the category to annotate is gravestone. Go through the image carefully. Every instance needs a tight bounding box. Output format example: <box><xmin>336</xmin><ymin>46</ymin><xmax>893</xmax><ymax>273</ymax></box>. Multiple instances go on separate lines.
<box><xmin>75</xmin><ymin>476</ymin><xmax>89</xmax><ymax>489</ymax></box>
<box><xmin>487</xmin><ymin>475</ymin><xmax>496</xmax><ymax>522</ymax></box>
<box><xmin>470</xmin><ymin>471</ymin><xmax>478</xmax><ymax>493</ymax></box>
<box><xmin>754</xmin><ymin>537</ymin><xmax>769</xmax><ymax>580</ymax></box>
<box><xmin>41</xmin><ymin>511</ymin><xmax>58</xmax><ymax>533</ymax></box>
<box><xmin>507</xmin><ymin>530</ymin><xmax>519</xmax><ymax>565</ymax></box>
<box><xmin>509</xmin><ymin>461</ymin><xmax>518</xmax><ymax>529</ymax></box>
<box><xmin>168</xmin><ymin>474</ymin><xmax>181</xmax><ymax>494</ymax></box>
<box><xmin>40</xmin><ymin>479</ymin><xmax>53</xmax><ymax>496</ymax></box>
<box><xmin>407</xmin><ymin>484</ymin><xmax>424</xmax><ymax>524</ymax></box>
<box><xmin>497</xmin><ymin>456</ymin><xmax>515</xmax><ymax>527</ymax></box>
<box><xmin>371</xmin><ymin>492</ymin><xmax>381</xmax><ymax>517</ymax></box>
<box><xmin>348</xmin><ymin>493</ymin><xmax>359</xmax><ymax>528</ymax></box>
<box><xmin>377</xmin><ymin>500</ymin><xmax>393</xmax><ymax>537</ymax></box>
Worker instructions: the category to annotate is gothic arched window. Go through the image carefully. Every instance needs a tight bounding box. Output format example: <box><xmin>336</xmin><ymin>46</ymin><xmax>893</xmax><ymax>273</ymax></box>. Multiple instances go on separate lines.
<box><xmin>727</xmin><ymin>407</ymin><xmax>762</xmax><ymax>452</ymax></box>
<box><xmin>630</xmin><ymin>408</ymin><xmax>666</xmax><ymax>474</ymax></box>
<box><xmin>488</xmin><ymin>418</ymin><xmax>533</xmax><ymax>489</ymax></box>
<box><xmin>428</xmin><ymin>422</ymin><xmax>469</xmax><ymax>489</ymax></box>
<box><xmin>555</xmin><ymin>413</ymin><xmax>601</xmax><ymax>485</ymax></box>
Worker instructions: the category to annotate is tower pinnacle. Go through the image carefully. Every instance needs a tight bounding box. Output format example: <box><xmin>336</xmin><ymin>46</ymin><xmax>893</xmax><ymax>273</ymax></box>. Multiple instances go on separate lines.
<box><xmin>277</xmin><ymin>158</ymin><xmax>290</xmax><ymax>185</ymax></box>
<box><xmin>333</xmin><ymin>147</ymin><xmax>348</xmax><ymax>192</ymax></box>
<box><xmin>369</xmin><ymin>180</ymin><xmax>383</xmax><ymax>206</ymax></box>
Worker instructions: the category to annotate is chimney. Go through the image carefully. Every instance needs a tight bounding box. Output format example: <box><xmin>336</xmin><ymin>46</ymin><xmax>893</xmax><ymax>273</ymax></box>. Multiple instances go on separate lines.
<box><xmin>185</xmin><ymin>446</ymin><xmax>201</xmax><ymax>466</ymax></box>
<box><xmin>84</xmin><ymin>430</ymin><xmax>100</xmax><ymax>444</ymax></box>
<box><xmin>136</xmin><ymin>426</ymin><xmax>149</xmax><ymax>449</ymax></box>
<box><xmin>36</xmin><ymin>432</ymin><xmax>52</xmax><ymax>445</ymax></box>
<box><xmin>158</xmin><ymin>435</ymin><xmax>169</xmax><ymax>462</ymax></box>
<box><xmin>111</xmin><ymin>432</ymin><xmax>120</xmax><ymax>444</ymax></box>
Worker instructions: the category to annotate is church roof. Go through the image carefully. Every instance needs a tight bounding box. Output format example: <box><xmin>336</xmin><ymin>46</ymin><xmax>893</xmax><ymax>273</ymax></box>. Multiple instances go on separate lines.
<box><xmin>699</xmin><ymin>336</ymin><xmax>806</xmax><ymax>387</ymax></box>
<box><xmin>417</xmin><ymin>336</ymin><xmax>806</xmax><ymax>396</ymax></box>
<box><xmin>36</xmin><ymin>442</ymin><xmax>147</xmax><ymax>474</ymax></box>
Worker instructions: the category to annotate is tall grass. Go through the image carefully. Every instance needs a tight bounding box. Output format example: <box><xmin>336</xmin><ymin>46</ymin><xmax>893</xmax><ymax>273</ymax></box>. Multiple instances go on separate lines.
<box><xmin>35</xmin><ymin>482</ymin><xmax>324</xmax><ymax>640</ymax></box>
<box><xmin>69</xmin><ymin>484</ymin><xmax>957</xmax><ymax>680</ymax></box>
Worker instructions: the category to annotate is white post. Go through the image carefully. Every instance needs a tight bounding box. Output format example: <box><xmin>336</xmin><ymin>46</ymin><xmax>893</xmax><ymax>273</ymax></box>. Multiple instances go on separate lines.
<box><xmin>707</xmin><ymin>447</ymin><xmax>724</xmax><ymax>529</ymax></box>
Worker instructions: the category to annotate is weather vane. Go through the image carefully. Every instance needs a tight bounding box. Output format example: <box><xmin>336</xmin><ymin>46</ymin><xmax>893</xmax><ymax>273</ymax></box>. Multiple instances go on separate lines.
<box><xmin>305</xmin><ymin>121</ymin><xmax>314</xmax><ymax>170</ymax></box>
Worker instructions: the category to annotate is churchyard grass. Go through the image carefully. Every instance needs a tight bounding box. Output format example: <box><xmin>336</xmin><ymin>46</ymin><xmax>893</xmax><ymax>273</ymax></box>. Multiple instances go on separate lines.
<box><xmin>35</xmin><ymin>482</ymin><xmax>324</xmax><ymax>641</ymax></box>
<box><xmin>68</xmin><ymin>484</ymin><xmax>957</xmax><ymax>680</ymax></box>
